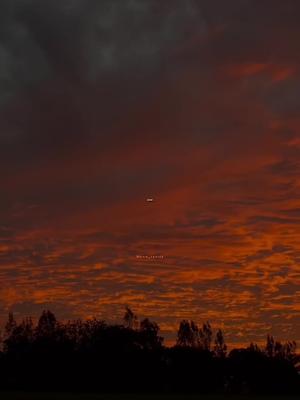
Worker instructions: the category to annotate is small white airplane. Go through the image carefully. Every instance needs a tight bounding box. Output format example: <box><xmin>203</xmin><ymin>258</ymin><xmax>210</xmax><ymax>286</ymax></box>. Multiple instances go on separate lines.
<box><xmin>146</xmin><ymin>198</ymin><xmax>154</xmax><ymax>202</ymax></box>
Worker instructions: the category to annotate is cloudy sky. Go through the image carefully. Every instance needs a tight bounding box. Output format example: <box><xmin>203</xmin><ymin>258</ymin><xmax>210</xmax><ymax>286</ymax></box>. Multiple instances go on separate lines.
<box><xmin>1</xmin><ymin>0</ymin><xmax>300</xmax><ymax>345</ymax></box>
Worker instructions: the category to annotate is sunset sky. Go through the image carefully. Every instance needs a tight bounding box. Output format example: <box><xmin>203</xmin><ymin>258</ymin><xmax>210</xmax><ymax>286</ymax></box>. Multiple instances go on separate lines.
<box><xmin>1</xmin><ymin>0</ymin><xmax>300</xmax><ymax>346</ymax></box>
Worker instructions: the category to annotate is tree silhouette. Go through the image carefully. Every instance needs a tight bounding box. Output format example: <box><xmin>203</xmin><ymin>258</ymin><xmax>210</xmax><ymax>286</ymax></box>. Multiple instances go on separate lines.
<box><xmin>199</xmin><ymin>321</ymin><xmax>213</xmax><ymax>351</ymax></box>
<box><xmin>0</xmin><ymin>310</ymin><xmax>299</xmax><ymax>394</ymax></box>
<box><xmin>214</xmin><ymin>329</ymin><xmax>227</xmax><ymax>357</ymax></box>
<box><xmin>176</xmin><ymin>320</ymin><xmax>194</xmax><ymax>347</ymax></box>
<box><xmin>36</xmin><ymin>310</ymin><xmax>57</xmax><ymax>337</ymax></box>
<box><xmin>139</xmin><ymin>318</ymin><xmax>163</xmax><ymax>350</ymax></box>
<box><xmin>265</xmin><ymin>334</ymin><xmax>275</xmax><ymax>357</ymax></box>
<box><xmin>123</xmin><ymin>307</ymin><xmax>138</xmax><ymax>329</ymax></box>
<box><xmin>3</xmin><ymin>316</ymin><xmax>33</xmax><ymax>354</ymax></box>
<box><xmin>248</xmin><ymin>342</ymin><xmax>261</xmax><ymax>353</ymax></box>
<box><xmin>265</xmin><ymin>335</ymin><xmax>297</xmax><ymax>363</ymax></box>
<box><xmin>3</xmin><ymin>313</ymin><xmax>16</xmax><ymax>342</ymax></box>
<box><xmin>190</xmin><ymin>320</ymin><xmax>201</xmax><ymax>347</ymax></box>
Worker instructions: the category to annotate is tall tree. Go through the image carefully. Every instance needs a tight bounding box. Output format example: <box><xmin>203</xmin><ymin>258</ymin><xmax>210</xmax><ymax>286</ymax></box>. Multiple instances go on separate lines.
<box><xmin>123</xmin><ymin>307</ymin><xmax>138</xmax><ymax>329</ymax></box>
<box><xmin>265</xmin><ymin>334</ymin><xmax>275</xmax><ymax>357</ymax></box>
<box><xmin>3</xmin><ymin>316</ymin><xmax>33</xmax><ymax>354</ymax></box>
<box><xmin>4</xmin><ymin>312</ymin><xmax>17</xmax><ymax>339</ymax></box>
<box><xmin>139</xmin><ymin>318</ymin><xmax>163</xmax><ymax>350</ymax></box>
<box><xmin>177</xmin><ymin>320</ymin><xmax>194</xmax><ymax>347</ymax></box>
<box><xmin>199</xmin><ymin>322</ymin><xmax>213</xmax><ymax>351</ymax></box>
<box><xmin>214</xmin><ymin>329</ymin><xmax>227</xmax><ymax>357</ymax></box>
<box><xmin>36</xmin><ymin>310</ymin><xmax>58</xmax><ymax>339</ymax></box>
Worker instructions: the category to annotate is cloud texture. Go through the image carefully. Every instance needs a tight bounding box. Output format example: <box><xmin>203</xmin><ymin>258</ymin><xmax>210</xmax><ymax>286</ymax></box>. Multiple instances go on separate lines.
<box><xmin>1</xmin><ymin>0</ymin><xmax>300</xmax><ymax>345</ymax></box>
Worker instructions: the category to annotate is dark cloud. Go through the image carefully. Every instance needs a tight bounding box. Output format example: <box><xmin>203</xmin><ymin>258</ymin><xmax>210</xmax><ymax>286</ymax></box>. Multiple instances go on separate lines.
<box><xmin>0</xmin><ymin>0</ymin><xmax>207</xmax><ymax>206</ymax></box>
<box><xmin>0</xmin><ymin>0</ymin><xmax>205</xmax><ymax>98</ymax></box>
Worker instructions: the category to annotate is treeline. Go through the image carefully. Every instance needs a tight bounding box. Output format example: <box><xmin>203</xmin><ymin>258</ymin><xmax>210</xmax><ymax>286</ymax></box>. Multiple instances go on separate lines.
<box><xmin>0</xmin><ymin>308</ymin><xmax>299</xmax><ymax>394</ymax></box>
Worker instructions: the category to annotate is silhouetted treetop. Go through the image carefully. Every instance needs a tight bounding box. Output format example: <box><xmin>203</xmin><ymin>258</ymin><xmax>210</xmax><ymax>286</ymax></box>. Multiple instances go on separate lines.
<box><xmin>0</xmin><ymin>309</ymin><xmax>299</xmax><ymax>395</ymax></box>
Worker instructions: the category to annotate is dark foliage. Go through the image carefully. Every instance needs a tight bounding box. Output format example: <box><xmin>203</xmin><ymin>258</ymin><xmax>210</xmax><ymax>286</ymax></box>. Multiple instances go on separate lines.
<box><xmin>0</xmin><ymin>310</ymin><xmax>299</xmax><ymax>394</ymax></box>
